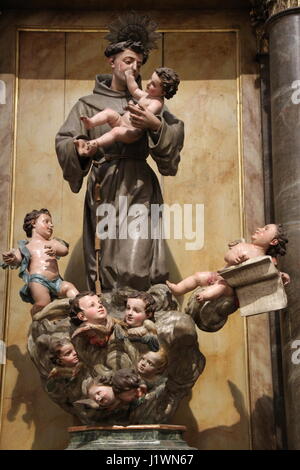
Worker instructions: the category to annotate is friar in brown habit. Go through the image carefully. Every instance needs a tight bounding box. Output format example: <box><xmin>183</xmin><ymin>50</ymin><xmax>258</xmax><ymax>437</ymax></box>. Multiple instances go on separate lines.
<box><xmin>55</xmin><ymin>13</ymin><xmax>184</xmax><ymax>291</ymax></box>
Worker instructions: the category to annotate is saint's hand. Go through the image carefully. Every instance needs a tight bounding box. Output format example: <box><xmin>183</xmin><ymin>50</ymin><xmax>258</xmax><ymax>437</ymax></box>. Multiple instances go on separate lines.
<box><xmin>74</xmin><ymin>138</ymin><xmax>98</xmax><ymax>158</ymax></box>
<box><xmin>126</xmin><ymin>102</ymin><xmax>162</xmax><ymax>132</ymax></box>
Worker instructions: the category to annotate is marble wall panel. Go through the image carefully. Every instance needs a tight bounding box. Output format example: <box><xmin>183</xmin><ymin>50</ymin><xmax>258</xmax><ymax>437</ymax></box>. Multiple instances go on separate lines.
<box><xmin>161</xmin><ymin>31</ymin><xmax>249</xmax><ymax>449</ymax></box>
<box><xmin>0</xmin><ymin>30</ymin><xmax>78</xmax><ymax>450</ymax></box>
<box><xmin>14</xmin><ymin>31</ymin><xmax>65</xmax><ymax>233</ymax></box>
<box><xmin>62</xmin><ymin>32</ymin><xmax>109</xmax><ymax>290</ymax></box>
<box><xmin>0</xmin><ymin>17</ymin><xmax>17</xmax><ymax>353</ymax></box>
<box><xmin>0</xmin><ymin>74</ymin><xmax>13</xmax><ymax>339</ymax></box>
<box><xmin>163</xmin><ymin>31</ymin><xmax>241</xmax><ymax>273</ymax></box>
<box><xmin>238</xmin><ymin>21</ymin><xmax>276</xmax><ymax>450</ymax></box>
<box><xmin>0</xmin><ymin>17</ymin><xmax>18</xmax><ymax>448</ymax></box>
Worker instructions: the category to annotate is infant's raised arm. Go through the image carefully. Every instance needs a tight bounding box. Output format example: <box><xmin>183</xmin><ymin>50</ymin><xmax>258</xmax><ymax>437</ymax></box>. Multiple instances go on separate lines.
<box><xmin>125</xmin><ymin>69</ymin><xmax>146</xmax><ymax>101</ymax></box>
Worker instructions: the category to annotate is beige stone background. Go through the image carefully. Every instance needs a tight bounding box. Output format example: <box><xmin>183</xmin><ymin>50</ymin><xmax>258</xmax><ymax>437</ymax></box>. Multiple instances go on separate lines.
<box><xmin>0</xmin><ymin>9</ymin><xmax>274</xmax><ymax>449</ymax></box>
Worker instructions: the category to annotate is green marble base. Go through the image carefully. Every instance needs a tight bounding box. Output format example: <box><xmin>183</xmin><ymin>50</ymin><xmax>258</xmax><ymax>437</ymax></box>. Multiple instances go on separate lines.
<box><xmin>66</xmin><ymin>424</ymin><xmax>196</xmax><ymax>450</ymax></box>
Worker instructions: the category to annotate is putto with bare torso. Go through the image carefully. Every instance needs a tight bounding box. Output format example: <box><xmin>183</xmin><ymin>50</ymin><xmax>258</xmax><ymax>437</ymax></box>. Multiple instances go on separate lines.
<box><xmin>1</xmin><ymin>208</ymin><xmax>78</xmax><ymax>316</ymax></box>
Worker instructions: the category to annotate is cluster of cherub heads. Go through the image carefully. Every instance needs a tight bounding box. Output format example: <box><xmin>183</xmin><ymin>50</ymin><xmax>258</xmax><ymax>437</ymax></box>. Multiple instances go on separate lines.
<box><xmin>47</xmin><ymin>289</ymin><xmax>168</xmax><ymax>410</ymax></box>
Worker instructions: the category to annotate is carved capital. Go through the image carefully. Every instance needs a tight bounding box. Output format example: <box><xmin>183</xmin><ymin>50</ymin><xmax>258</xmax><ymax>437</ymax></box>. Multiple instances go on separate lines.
<box><xmin>250</xmin><ymin>0</ymin><xmax>300</xmax><ymax>54</ymax></box>
<box><xmin>267</xmin><ymin>0</ymin><xmax>300</xmax><ymax>16</ymax></box>
<box><xmin>250</xmin><ymin>0</ymin><xmax>300</xmax><ymax>23</ymax></box>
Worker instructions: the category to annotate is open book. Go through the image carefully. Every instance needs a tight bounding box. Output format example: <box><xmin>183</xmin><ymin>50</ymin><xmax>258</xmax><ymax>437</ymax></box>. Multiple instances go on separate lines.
<box><xmin>219</xmin><ymin>256</ymin><xmax>287</xmax><ymax>316</ymax></box>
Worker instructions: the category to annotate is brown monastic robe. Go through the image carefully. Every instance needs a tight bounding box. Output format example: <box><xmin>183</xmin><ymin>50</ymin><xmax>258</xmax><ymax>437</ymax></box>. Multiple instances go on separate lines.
<box><xmin>55</xmin><ymin>74</ymin><xmax>184</xmax><ymax>291</ymax></box>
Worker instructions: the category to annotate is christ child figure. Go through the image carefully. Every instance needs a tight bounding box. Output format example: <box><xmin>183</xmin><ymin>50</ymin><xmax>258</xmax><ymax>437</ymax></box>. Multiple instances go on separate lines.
<box><xmin>79</xmin><ymin>67</ymin><xmax>180</xmax><ymax>149</ymax></box>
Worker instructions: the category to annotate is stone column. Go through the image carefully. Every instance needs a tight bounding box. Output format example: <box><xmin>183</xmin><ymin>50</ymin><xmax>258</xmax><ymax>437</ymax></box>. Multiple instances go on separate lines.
<box><xmin>266</xmin><ymin>4</ymin><xmax>300</xmax><ymax>450</ymax></box>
